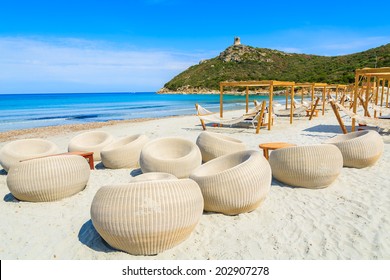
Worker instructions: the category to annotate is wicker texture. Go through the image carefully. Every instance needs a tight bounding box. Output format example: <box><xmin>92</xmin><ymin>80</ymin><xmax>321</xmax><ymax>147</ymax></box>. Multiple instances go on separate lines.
<box><xmin>139</xmin><ymin>137</ymin><xmax>202</xmax><ymax>178</ymax></box>
<box><xmin>90</xmin><ymin>179</ymin><xmax>204</xmax><ymax>255</ymax></box>
<box><xmin>101</xmin><ymin>134</ymin><xmax>149</xmax><ymax>169</ymax></box>
<box><xmin>68</xmin><ymin>131</ymin><xmax>114</xmax><ymax>161</ymax></box>
<box><xmin>0</xmin><ymin>138</ymin><xmax>59</xmax><ymax>172</ymax></box>
<box><xmin>131</xmin><ymin>172</ymin><xmax>177</xmax><ymax>182</ymax></box>
<box><xmin>190</xmin><ymin>150</ymin><xmax>271</xmax><ymax>215</ymax></box>
<box><xmin>324</xmin><ymin>130</ymin><xmax>384</xmax><ymax>168</ymax></box>
<box><xmin>7</xmin><ymin>155</ymin><xmax>90</xmax><ymax>202</ymax></box>
<box><xmin>196</xmin><ymin>131</ymin><xmax>247</xmax><ymax>162</ymax></box>
<box><xmin>269</xmin><ymin>144</ymin><xmax>343</xmax><ymax>189</ymax></box>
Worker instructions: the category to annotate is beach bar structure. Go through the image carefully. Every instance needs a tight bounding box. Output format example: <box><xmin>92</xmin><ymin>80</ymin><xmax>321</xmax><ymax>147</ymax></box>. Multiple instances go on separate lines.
<box><xmin>352</xmin><ymin>67</ymin><xmax>390</xmax><ymax>131</ymax></box>
<box><xmin>219</xmin><ymin>80</ymin><xmax>295</xmax><ymax>130</ymax></box>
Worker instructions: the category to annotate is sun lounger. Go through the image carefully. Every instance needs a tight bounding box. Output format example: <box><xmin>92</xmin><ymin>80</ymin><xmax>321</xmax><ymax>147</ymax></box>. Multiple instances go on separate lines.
<box><xmin>331</xmin><ymin>100</ymin><xmax>390</xmax><ymax>132</ymax></box>
<box><xmin>195</xmin><ymin>102</ymin><xmax>266</xmax><ymax>133</ymax></box>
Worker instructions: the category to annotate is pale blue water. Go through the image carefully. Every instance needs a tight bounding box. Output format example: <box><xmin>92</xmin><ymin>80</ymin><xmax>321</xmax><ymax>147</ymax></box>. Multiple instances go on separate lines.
<box><xmin>0</xmin><ymin>92</ymin><xmax>284</xmax><ymax>132</ymax></box>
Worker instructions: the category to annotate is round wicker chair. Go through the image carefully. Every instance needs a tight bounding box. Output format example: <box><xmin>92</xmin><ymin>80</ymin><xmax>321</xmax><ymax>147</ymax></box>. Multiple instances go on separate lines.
<box><xmin>269</xmin><ymin>144</ymin><xmax>343</xmax><ymax>189</ymax></box>
<box><xmin>100</xmin><ymin>134</ymin><xmax>149</xmax><ymax>169</ymax></box>
<box><xmin>324</xmin><ymin>130</ymin><xmax>384</xmax><ymax>168</ymax></box>
<box><xmin>90</xmin><ymin>178</ymin><xmax>203</xmax><ymax>255</ymax></box>
<box><xmin>68</xmin><ymin>131</ymin><xmax>114</xmax><ymax>161</ymax></box>
<box><xmin>139</xmin><ymin>137</ymin><xmax>202</xmax><ymax>178</ymax></box>
<box><xmin>7</xmin><ymin>155</ymin><xmax>90</xmax><ymax>202</ymax></box>
<box><xmin>196</xmin><ymin>131</ymin><xmax>246</xmax><ymax>162</ymax></box>
<box><xmin>0</xmin><ymin>138</ymin><xmax>59</xmax><ymax>172</ymax></box>
<box><xmin>131</xmin><ymin>172</ymin><xmax>177</xmax><ymax>182</ymax></box>
<box><xmin>189</xmin><ymin>150</ymin><xmax>271</xmax><ymax>215</ymax></box>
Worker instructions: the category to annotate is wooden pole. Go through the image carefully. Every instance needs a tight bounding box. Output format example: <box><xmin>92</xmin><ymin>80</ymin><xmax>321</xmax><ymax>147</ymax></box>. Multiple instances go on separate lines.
<box><xmin>380</xmin><ymin>79</ymin><xmax>385</xmax><ymax>115</ymax></box>
<box><xmin>290</xmin><ymin>86</ymin><xmax>294</xmax><ymax>124</ymax></box>
<box><xmin>309</xmin><ymin>97</ymin><xmax>320</xmax><ymax>120</ymax></box>
<box><xmin>245</xmin><ymin>86</ymin><xmax>249</xmax><ymax>113</ymax></box>
<box><xmin>219</xmin><ymin>84</ymin><xmax>224</xmax><ymax>117</ymax></box>
<box><xmin>255</xmin><ymin>100</ymin><xmax>266</xmax><ymax>134</ymax></box>
<box><xmin>269</xmin><ymin>84</ymin><xmax>273</xmax><ymax>130</ymax></box>
<box><xmin>285</xmin><ymin>88</ymin><xmax>289</xmax><ymax>110</ymax></box>
<box><xmin>330</xmin><ymin>101</ymin><xmax>348</xmax><ymax>134</ymax></box>
<box><xmin>194</xmin><ymin>104</ymin><xmax>206</xmax><ymax>130</ymax></box>
<box><xmin>322</xmin><ymin>86</ymin><xmax>326</xmax><ymax>115</ymax></box>
<box><xmin>301</xmin><ymin>87</ymin><xmax>303</xmax><ymax>103</ymax></box>
<box><xmin>358</xmin><ymin>95</ymin><xmax>371</xmax><ymax>117</ymax></box>
<box><xmin>352</xmin><ymin>73</ymin><xmax>360</xmax><ymax>132</ymax></box>
<box><xmin>386</xmin><ymin>79</ymin><xmax>389</xmax><ymax>108</ymax></box>
<box><xmin>311</xmin><ymin>84</ymin><xmax>314</xmax><ymax>101</ymax></box>
<box><xmin>365</xmin><ymin>77</ymin><xmax>370</xmax><ymax>116</ymax></box>
<box><xmin>374</xmin><ymin>79</ymin><xmax>380</xmax><ymax>118</ymax></box>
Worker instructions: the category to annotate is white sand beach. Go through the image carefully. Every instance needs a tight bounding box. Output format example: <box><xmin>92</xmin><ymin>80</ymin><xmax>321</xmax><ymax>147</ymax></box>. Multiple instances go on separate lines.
<box><xmin>0</xmin><ymin>109</ymin><xmax>389</xmax><ymax>260</ymax></box>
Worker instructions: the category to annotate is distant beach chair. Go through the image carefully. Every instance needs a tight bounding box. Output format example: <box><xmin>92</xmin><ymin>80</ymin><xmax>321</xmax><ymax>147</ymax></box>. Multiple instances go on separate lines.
<box><xmin>292</xmin><ymin>98</ymin><xmax>314</xmax><ymax>109</ymax></box>
<box><xmin>68</xmin><ymin>131</ymin><xmax>114</xmax><ymax>161</ymax></box>
<box><xmin>195</xmin><ymin>102</ymin><xmax>266</xmax><ymax>133</ymax></box>
<box><xmin>330</xmin><ymin>100</ymin><xmax>390</xmax><ymax>132</ymax></box>
<box><xmin>0</xmin><ymin>138</ymin><xmax>60</xmax><ymax>172</ymax></box>
<box><xmin>368</xmin><ymin>103</ymin><xmax>390</xmax><ymax>115</ymax></box>
<box><xmin>253</xmin><ymin>100</ymin><xmax>276</xmax><ymax>125</ymax></box>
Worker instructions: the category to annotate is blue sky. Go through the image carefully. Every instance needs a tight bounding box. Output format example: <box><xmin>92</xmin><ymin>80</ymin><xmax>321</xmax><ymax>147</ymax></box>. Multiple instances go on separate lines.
<box><xmin>1</xmin><ymin>0</ymin><xmax>390</xmax><ymax>93</ymax></box>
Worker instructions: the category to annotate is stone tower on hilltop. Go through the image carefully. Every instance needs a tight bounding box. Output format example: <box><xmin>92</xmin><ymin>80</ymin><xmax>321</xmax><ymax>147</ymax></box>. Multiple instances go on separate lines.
<box><xmin>234</xmin><ymin>37</ymin><xmax>241</xmax><ymax>45</ymax></box>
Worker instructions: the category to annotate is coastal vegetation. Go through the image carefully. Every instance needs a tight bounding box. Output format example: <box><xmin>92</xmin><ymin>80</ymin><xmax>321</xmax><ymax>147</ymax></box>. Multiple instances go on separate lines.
<box><xmin>159</xmin><ymin>43</ymin><xmax>390</xmax><ymax>93</ymax></box>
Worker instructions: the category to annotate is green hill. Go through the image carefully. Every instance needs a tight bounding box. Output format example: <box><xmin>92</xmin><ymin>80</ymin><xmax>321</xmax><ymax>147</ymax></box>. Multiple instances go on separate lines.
<box><xmin>159</xmin><ymin>42</ymin><xmax>390</xmax><ymax>93</ymax></box>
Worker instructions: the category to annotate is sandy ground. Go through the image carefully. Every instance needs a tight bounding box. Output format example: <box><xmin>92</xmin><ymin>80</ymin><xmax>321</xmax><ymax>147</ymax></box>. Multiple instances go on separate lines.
<box><xmin>0</xmin><ymin>108</ymin><xmax>389</xmax><ymax>260</ymax></box>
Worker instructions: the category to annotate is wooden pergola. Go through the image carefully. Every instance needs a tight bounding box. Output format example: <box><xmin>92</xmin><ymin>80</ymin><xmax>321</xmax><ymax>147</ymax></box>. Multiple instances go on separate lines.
<box><xmin>294</xmin><ymin>83</ymin><xmax>316</xmax><ymax>103</ymax></box>
<box><xmin>295</xmin><ymin>83</ymin><xmax>328</xmax><ymax>115</ymax></box>
<box><xmin>326</xmin><ymin>84</ymin><xmax>349</xmax><ymax>99</ymax></box>
<box><xmin>352</xmin><ymin>67</ymin><xmax>390</xmax><ymax>131</ymax></box>
<box><xmin>219</xmin><ymin>80</ymin><xmax>295</xmax><ymax>130</ymax></box>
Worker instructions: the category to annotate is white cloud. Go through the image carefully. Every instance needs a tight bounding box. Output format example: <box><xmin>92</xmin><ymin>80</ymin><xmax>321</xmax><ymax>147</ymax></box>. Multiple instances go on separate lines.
<box><xmin>276</xmin><ymin>47</ymin><xmax>304</xmax><ymax>54</ymax></box>
<box><xmin>0</xmin><ymin>37</ymin><xmax>201</xmax><ymax>93</ymax></box>
<box><xmin>316</xmin><ymin>36</ymin><xmax>389</xmax><ymax>55</ymax></box>
<box><xmin>252</xmin><ymin>29</ymin><xmax>390</xmax><ymax>56</ymax></box>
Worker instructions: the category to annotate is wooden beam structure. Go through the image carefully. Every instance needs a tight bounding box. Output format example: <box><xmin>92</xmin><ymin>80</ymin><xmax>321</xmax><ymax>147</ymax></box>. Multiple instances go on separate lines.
<box><xmin>352</xmin><ymin>67</ymin><xmax>390</xmax><ymax>131</ymax></box>
<box><xmin>219</xmin><ymin>80</ymin><xmax>295</xmax><ymax>131</ymax></box>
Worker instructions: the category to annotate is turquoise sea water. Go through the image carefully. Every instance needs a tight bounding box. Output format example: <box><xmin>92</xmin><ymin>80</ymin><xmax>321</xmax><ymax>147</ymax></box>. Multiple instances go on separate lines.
<box><xmin>0</xmin><ymin>92</ymin><xmax>284</xmax><ymax>132</ymax></box>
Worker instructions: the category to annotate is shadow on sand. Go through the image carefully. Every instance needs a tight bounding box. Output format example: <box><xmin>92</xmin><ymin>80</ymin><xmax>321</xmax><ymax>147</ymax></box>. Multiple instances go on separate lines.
<box><xmin>271</xmin><ymin>178</ymin><xmax>295</xmax><ymax>189</ymax></box>
<box><xmin>130</xmin><ymin>168</ymin><xmax>143</xmax><ymax>177</ymax></box>
<box><xmin>3</xmin><ymin>193</ymin><xmax>20</xmax><ymax>203</ymax></box>
<box><xmin>78</xmin><ymin>219</ymin><xmax>116</xmax><ymax>253</ymax></box>
<box><xmin>94</xmin><ymin>162</ymin><xmax>106</xmax><ymax>170</ymax></box>
<box><xmin>303</xmin><ymin>124</ymin><xmax>350</xmax><ymax>134</ymax></box>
